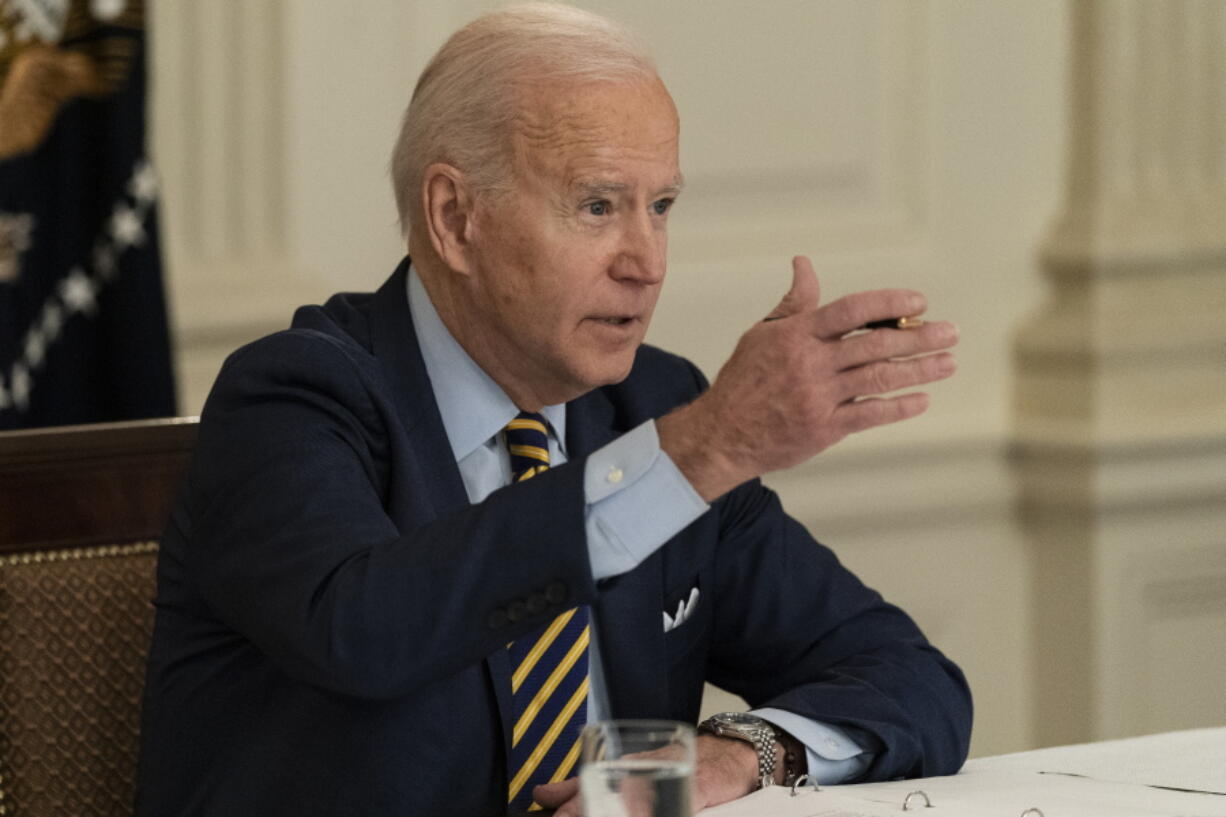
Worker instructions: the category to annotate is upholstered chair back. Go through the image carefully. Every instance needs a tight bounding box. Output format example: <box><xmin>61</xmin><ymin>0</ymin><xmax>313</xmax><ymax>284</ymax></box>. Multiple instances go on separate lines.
<box><xmin>0</xmin><ymin>420</ymin><xmax>195</xmax><ymax>817</ymax></box>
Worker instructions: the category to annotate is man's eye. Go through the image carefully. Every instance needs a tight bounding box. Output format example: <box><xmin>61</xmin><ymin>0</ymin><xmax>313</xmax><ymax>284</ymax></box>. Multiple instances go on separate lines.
<box><xmin>652</xmin><ymin>198</ymin><xmax>674</xmax><ymax>215</ymax></box>
<box><xmin>585</xmin><ymin>201</ymin><xmax>610</xmax><ymax>216</ymax></box>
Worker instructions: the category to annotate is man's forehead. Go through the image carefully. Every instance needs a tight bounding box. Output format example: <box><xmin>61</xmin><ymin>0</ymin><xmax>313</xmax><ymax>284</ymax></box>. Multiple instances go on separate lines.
<box><xmin>510</xmin><ymin>76</ymin><xmax>678</xmax><ymax>149</ymax></box>
<box><xmin>509</xmin><ymin>77</ymin><xmax>680</xmax><ymax>187</ymax></box>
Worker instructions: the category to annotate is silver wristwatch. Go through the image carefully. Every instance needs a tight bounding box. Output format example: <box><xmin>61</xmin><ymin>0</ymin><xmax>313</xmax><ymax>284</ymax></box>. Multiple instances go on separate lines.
<box><xmin>697</xmin><ymin>712</ymin><xmax>778</xmax><ymax>789</ymax></box>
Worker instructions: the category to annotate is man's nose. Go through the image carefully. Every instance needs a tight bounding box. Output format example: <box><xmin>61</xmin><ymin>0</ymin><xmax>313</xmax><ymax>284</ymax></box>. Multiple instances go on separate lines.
<box><xmin>612</xmin><ymin>214</ymin><xmax>666</xmax><ymax>284</ymax></box>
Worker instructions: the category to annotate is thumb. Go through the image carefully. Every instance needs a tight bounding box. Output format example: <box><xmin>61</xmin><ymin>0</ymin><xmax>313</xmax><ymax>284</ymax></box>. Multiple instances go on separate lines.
<box><xmin>763</xmin><ymin>255</ymin><xmax>821</xmax><ymax>321</ymax></box>
<box><xmin>532</xmin><ymin>777</ymin><xmax>579</xmax><ymax>809</ymax></box>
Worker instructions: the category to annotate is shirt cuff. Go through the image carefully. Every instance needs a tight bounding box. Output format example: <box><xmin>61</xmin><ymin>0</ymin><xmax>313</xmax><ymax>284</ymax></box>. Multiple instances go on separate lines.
<box><xmin>753</xmin><ymin>708</ymin><xmax>874</xmax><ymax>785</ymax></box>
<box><xmin>584</xmin><ymin>420</ymin><xmax>707</xmax><ymax>580</ymax></box>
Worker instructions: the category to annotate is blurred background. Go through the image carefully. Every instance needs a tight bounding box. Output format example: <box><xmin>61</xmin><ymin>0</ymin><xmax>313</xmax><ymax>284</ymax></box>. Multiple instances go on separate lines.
<box><xmin>3</xmin><ymin>0</ymin><xmax>1223</xmax><ymax>760</ymax></box>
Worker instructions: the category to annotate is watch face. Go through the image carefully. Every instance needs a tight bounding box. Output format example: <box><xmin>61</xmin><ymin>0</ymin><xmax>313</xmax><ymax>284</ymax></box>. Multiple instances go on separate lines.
<box><xmin>718</xmin><ymin>712</ymin><xmax>762</xmax><ymax>726</ymax></box>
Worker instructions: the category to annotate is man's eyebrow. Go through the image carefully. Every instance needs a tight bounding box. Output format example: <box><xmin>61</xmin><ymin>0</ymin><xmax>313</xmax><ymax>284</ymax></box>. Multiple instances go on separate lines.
<box><xmin>571</xmin><ymin>175</ymin><xmax>686</xmax><ymax>197</ymax></box>
<box><xmin>572</xmin><ymin>180</ymin><xmax>630</xmax><ymax>197</ymax></box>
<box><xmin>655</xmin><ymin>174</ymin><xmax>685</xmax><ymax>197</ymax></box>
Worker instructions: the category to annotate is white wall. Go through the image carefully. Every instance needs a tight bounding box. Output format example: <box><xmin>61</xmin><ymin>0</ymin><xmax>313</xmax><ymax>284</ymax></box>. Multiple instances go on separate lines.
<box><xmin>150</xmin><ymin>1</ymin><xmax>1071</xmax><ymax>758</ymax></box>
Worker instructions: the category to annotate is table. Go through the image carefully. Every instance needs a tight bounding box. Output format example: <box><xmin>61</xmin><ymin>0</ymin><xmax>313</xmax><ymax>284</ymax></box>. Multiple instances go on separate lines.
<box><xmin>699</xmin><ymin>727</ymin><xmax>1226</xmax><ymax>816</ymax></box>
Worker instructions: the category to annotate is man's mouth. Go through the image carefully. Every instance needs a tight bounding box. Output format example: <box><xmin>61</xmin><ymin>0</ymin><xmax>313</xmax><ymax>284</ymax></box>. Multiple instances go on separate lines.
<box><xmin>593</xmin><ymin>316</ymin><xmax>635</xmax><ymax>326</ymax></box>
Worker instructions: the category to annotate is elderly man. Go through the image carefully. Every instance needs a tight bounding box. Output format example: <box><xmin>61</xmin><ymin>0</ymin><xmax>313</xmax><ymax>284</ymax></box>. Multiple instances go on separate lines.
<box><xmin>136</xmin><ymin>4</ymin><xmax>970</xmax><ymax>816</ymax></box>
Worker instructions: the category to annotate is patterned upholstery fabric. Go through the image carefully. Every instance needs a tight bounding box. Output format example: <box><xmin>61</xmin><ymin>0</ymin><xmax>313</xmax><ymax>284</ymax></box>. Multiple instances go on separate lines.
<box><xmin>0</xmin><ymin>542</ymin><xmax>157</xmax><ymax>817</ymax></box>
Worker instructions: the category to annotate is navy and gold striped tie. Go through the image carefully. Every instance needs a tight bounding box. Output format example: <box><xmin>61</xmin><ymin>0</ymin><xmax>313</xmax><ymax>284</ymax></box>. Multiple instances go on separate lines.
<box><xmin>503</xmin><ymin>412</ymin><xmax>590</xmax><ymax>811</ymax></box>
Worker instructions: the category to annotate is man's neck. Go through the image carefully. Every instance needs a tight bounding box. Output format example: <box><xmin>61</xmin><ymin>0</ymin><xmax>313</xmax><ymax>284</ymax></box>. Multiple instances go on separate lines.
<box><xmin>410</xmin><ymin>250</ymin><xmax>571</xmax><ymax>412</ymax></box>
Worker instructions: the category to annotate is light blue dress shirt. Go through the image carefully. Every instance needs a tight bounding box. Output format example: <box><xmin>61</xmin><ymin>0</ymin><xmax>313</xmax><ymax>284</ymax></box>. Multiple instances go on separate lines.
<box><xmin>406</xmin><ymin>267</ymin><xmax>871</xmax><ymax>783</ymax></box>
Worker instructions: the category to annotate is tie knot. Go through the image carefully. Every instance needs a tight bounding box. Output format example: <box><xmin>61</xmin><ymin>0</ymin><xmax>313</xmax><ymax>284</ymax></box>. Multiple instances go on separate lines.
<box><xmin>505</xmin><ymin>411</ymin><xmax>549</xmax><ymax>481</ymax></box>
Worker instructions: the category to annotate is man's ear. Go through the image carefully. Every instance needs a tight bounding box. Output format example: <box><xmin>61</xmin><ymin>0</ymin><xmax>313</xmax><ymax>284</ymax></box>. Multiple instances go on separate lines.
<box><xmin>421</xmin><ymin>163</ymin><xmax>477</xmax><ymax>274</ymax></box>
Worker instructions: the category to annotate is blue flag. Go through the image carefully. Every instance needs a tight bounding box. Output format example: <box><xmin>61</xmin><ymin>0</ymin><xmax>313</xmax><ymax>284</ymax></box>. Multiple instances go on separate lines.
<box><xmin>0</xmin><ymin>0</ymin><xmax>175</xmax><ymax>429</ymax></box>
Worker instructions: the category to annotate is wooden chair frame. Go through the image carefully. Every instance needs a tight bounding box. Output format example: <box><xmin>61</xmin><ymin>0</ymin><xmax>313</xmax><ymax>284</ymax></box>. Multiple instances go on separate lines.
<box><xmin>0</xmin><ymin>419</ymin><xmax>196</xmax><ymax>817</ymax></box>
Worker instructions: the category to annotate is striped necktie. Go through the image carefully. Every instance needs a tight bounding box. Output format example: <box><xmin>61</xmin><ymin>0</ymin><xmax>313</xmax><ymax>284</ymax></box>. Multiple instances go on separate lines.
<box><xmin>503</xmin><ymin>412</ymin><xmax>591</xmax><ymax>811</ymax></box>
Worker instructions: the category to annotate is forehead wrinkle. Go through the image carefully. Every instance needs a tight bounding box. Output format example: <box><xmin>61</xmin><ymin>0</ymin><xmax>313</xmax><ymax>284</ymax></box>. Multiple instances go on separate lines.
<box><xmin>510</xmin><ymin>114</ymin><xmax>618</xmax><ymax>178</ymax></box>
<box><xmin>512</xmin><ymin>78</ymin><xmax>677</xmax><ymax>145</ymax></box>
<box><xmin>509</xmin><ymin>84</ymin><xmax>609</xmax><ymax>151</ymax></box>
<box><xmin>505</xmin><ymin>81</ymin><xmax>680</xmax><ymax>198</ymax></box>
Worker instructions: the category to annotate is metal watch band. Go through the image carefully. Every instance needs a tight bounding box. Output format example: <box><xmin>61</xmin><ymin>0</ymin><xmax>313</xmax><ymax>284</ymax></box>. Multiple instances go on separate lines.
<box><xmin>698</xmin><ymin>714</ymin><xmax>779</xmax><ymax>790</ymax></box>
<box><xmin>752</xmin><ymin>723</ymin><xmax>776</xmax><ymax>789</ymax></box>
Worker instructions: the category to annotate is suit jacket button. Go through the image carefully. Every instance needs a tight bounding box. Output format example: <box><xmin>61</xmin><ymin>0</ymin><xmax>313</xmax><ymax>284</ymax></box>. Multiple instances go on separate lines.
<box><xmin>487</xmin><ymin>609</ymin><xmax>509</xmax><ymax>630</ymax></box>
<box><xmin>527</xmin><ymin>593</ymin><xmax>548</xmax><ymax>614</ymax></box>
<box><xmin>507</xmin><ymin>600</ymin><xmax>527</xmax><ymax>623</ymax></box>
<box><xmin>545</xmin><ymin>581</ymin><xmax>566</xmax><ymax>605</ymax></box>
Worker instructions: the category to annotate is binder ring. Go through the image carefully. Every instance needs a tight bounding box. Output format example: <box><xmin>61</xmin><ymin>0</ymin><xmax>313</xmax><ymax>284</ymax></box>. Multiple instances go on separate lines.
<box><xmin>789</xmin><ymin>773</ymin><xmax>821</xmax><ymax>796</ymax></box>
<box><xmin>1020</xmin><ymin>810</ymin><xmax>1045</xmax><ymax>817</ymax></box>
<box><xmin>902</xmin><ymin>790</ymin><xmax>933</xmax><ymax>810</ymax></box>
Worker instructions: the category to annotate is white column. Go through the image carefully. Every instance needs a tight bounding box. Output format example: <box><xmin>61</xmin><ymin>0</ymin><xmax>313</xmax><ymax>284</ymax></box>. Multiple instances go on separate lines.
<box><xmin>151</xmin><ymin>1</ymin><xmax>421</xmax><ymax>413</ymax></box>
<box><xmin>151</xmin><ymin>1</ymin><xmax>316</xmax><ymax>412</ymax></box>
<box><xmin>1015</xmin><ymin>0</ymin><xmax>1226</xmax><ymax>747</ymax></box>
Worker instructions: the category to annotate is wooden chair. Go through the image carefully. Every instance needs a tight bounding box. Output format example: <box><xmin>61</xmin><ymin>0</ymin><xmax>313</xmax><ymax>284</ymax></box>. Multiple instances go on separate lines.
<box><xmin>0</xmin><ymin>419</ymin><xmax>197</xmax><ymax>817</ymax></box>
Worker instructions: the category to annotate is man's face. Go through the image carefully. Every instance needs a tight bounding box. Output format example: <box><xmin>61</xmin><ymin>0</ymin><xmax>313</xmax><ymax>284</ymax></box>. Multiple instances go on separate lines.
<box><xmin>460</xmin><ymin>76</ymin><xmax>682</xmax><ymax>408</ymax></box>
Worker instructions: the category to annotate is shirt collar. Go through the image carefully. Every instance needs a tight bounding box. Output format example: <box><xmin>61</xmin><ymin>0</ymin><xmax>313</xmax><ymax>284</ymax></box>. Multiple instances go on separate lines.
<box><xmin>406</xmin><ymin>264</ymin><xmax>567</xmax><ymax>462</ymax></box>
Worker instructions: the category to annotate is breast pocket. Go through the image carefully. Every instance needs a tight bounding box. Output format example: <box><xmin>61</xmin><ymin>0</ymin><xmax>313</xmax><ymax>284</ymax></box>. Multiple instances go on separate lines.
<box><xmin>662</xmin><ymin>576</ymin><xmax>706</xmax><ymax>664</ymax></box>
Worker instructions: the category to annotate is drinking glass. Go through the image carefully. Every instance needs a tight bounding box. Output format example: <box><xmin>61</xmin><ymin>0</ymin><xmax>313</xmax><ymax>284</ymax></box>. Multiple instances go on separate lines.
<box><xmin>579</xmin><ymin>720</ymin><xmax>695</xmax><ymax>817</ymax></box>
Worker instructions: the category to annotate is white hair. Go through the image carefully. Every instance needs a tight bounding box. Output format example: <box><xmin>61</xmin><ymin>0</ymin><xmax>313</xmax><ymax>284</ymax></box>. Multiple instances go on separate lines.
<box><xmin>390</xmin><ymin>2</ymin><xmax>657</xmax><ymax>239</ymax></box>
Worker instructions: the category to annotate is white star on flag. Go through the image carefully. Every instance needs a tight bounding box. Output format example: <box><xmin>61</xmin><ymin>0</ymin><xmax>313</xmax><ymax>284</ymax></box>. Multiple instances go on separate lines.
<box><xmin>91</xmin><ymin>0</ymin><xmax>128</xmax><ymax>22</ymax></box>
<box><xmin>10</xmin><ymin>364</ymin><xmax>32</xmax><ymax>411</ymax></box>
<box><xmin>94</xmin><ymin>244</ymin><xmax>117</xmax><ymax>279</ymax></box>
<box><xmin>60</xmin><ymin>268</ymin><xmax>99</xmax><ymax>316</ymax></box>
<box><xmin>129</xmin><ymin>160</ymin><xmax>159</xmax><ymax>203</ymax></box>
<box><xmin>41</xmin><ymin>302</ymin><xmax>64</xmax><ymax>338</ymax></box>
<box><xmin>24</xmin><ymin>328</ymin><xmax>47</xmax><ymax>369</ymax></box>
<box><xmin>110</xmin><ymin>204</ymin><xmax>146</xmax><ymax>247</ymax></box>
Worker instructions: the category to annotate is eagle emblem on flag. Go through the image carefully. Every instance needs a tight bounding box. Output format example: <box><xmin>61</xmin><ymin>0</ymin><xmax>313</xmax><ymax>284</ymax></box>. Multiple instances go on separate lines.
<box><xmin>0</xmin><ymin>0</ymin><xmax>142</xmax><ymax>160</ymax></box>
<box><xmin>0</xmin><ymin>0</ymin><xmax>175</xmax><ymax>429</ymax></box>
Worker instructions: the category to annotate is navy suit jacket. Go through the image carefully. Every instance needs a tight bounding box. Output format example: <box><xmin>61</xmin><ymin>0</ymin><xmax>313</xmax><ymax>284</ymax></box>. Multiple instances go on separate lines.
<box><xmin>136</xmin><ymin>259</ymin><xmax>971</xmax><ymax>817</ymax></box>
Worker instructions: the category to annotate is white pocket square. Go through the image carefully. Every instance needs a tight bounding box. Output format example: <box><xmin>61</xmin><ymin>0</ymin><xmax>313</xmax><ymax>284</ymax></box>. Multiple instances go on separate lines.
<box><xmin>662</xmin><ymin>586</ymin><xmax>700</xmax><ymax>633</ymax></box>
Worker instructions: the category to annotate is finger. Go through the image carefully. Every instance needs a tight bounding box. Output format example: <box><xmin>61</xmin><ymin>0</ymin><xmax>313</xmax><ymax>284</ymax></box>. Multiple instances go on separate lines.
<box><xmin>810</xmin><ymin>289</ymin><xmax>927</xmax><ymax>340</ymax></box>
<box><xmin>834</xmin><ymin>352</ymin><xmax>956</xmax><ymax>402</ymax></box>
<box><xmin>837</xmin><ymin>392</ymin><xmax>931</xmax><ymax>435</ymax></box>
<box><xmin>553</xmin><ymin>796</ymin><xmax>583</xmax><ymax>817</ymax></box>
<box><xmin>833</xmin><ymin>320</ymin><xmax>959</xmax><ymax>371</ymax></box>
<box><xmin>533</xmin><ymin>778</ymin><xmax>579</xmax><ymax>809</ymax></box>
<box><xmin>762</xmin><ymin>255</ymin><xmax>821</xmax><ymax>321</ymax></box>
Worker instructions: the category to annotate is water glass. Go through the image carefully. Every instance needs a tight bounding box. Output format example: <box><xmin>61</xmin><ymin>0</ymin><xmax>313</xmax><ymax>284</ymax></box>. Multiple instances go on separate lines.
<box><xmin>579</xmin><ymin>720</ymin><xmax>695</xmax><ymax>817</ymax></box>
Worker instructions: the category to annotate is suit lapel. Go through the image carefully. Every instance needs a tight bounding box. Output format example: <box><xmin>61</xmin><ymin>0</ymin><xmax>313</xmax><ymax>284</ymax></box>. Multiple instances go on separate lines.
<box><xmin>568</xmin><ymin>388</ymin><xmax>669</xmax><ymax>720</ymax></box>
<box><xmin>369</xmin><ymin>261</ymin><xmax>469</xmax><ymax>518</ymax></box>
<box><xmin>369</xmin><ymin>260</ymin><xmax>518</xmax><ymax>755</ymax></box>
<box><xmin>373</xmin><ymin>266</ymin><xmax>671</xmax><ymax>748</ymax></box>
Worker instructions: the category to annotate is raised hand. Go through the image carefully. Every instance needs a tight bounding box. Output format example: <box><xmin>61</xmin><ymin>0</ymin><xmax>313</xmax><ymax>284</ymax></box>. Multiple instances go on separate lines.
<box><xmin>658</xmin><ymin>255</ymin><xmax>958</xmax><ymax>501</ymax></box>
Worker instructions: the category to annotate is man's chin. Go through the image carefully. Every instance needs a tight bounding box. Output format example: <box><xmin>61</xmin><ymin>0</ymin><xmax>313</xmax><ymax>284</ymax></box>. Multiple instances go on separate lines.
<box><xmin>570</xmin><ymin>353</ymin><xmax>639</xmax><ymax>395</ymax></box>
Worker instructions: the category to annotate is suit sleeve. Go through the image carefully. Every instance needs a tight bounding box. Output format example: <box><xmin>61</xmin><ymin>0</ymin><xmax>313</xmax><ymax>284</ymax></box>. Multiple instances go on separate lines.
<box><xmin>177</xmin><ymin>330</ymin><xmax>597</xmax><ymax>700</ymax></box>
<box><xmin>636</xmin><ymin>353</ymin><xmax>972</xmax><ymax>779</ymax></box>
<box><xmin>703</xmin><ymin>480</ymin><xmax>973</xmax><ymax>779</ymax></box>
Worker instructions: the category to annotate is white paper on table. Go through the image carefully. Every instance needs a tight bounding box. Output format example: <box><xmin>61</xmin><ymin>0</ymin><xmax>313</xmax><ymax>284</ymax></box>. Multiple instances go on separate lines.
<box><xmin>697</xmin><ymin>784</ymin><xmax>911</xmax><ymax>817</ymax></box>
<box><xmin>967</xmin><ymin>726</ymin><xmax>1226</xmax><ymax>796</ymax></box>
<box><xmin>697</xmin><ymin>767</ymin><xmax>1226</xmax><ymax>817</ymax></box>
<box><xmin>839</xmin><ymin>768</ymin><xmax>1225</xmax><ymax>816</ymax></box>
